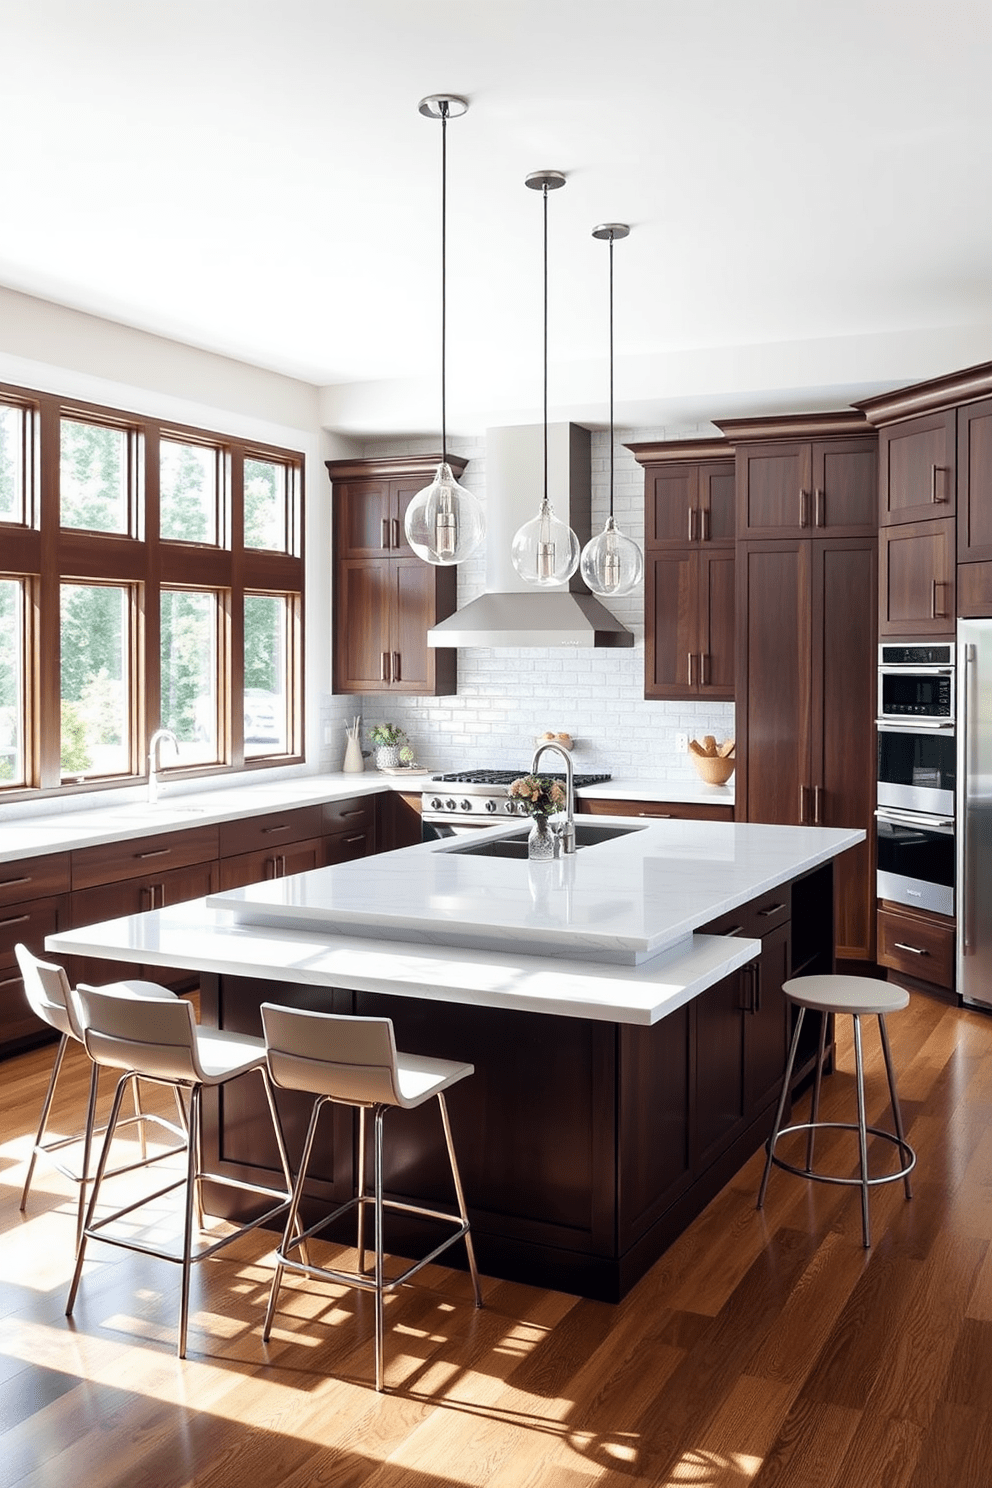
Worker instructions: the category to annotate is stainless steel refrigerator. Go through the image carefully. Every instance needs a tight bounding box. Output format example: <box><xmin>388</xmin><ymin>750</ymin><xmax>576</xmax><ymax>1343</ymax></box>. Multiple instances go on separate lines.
<box><xmin>958</xmin><ymin>619</ymin><xmax>992</xmax><ymax>1009</ymax></box>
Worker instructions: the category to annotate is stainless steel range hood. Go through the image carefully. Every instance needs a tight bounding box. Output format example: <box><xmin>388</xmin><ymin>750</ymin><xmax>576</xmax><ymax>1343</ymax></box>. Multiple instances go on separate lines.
<box><xmin>428</xmin><ymin>423</ymin><xmax>634</xmax><ymax>649</ymax></box>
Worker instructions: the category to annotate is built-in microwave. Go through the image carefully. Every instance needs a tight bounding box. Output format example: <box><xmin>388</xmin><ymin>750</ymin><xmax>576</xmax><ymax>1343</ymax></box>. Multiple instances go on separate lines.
<box><xmin>878</xmin><ymin>642</ymin><xmax>954</xmax><ymax>725</ymax></box>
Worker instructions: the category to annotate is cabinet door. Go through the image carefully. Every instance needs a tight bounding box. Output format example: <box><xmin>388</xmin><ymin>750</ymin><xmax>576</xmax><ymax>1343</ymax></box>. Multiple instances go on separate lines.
<box><xmin>958</xmin><ymin>398</ymin><xmax>992</xmax><ymax>563</ymax></box>
<box><xmin>737</xmin><ymin>540</ymin><xmax>811</xmax><ymax>825</ymax></box>
<box><xmin>389</xmin><ymin>557</ymin><xmax>439</xmax><ymax>693</ymax></box>
<box><xmin>693</xmin><ymin>972</ymin><xmax>746</xmax><ymax>1171</ymax></box>
<box><xmin>0</xmin><ymin>894</ymin><xmax>67</xmax><ymax>1048</ymax></box>
<box><xmin>744</xmin><ymin>919</ymin><xmax>791</xmax><ymax>1116</ymax></box>
<box><xmin>645</xmin><ymin>465</ymin><xmax>699</xmax><ymax>546</ymax></box>
<box><xmin>218</xmin><ymin>837</ymin><xmax>323</xmax><ymax>891</ymax></box>
<box><xmin>879</xmin><ymin>411</ymin><xmax>956</xmax><ymax>525</ymax></box>
<box><xmin>737</xmin><ymin>442</ymin><xmax>813</xmax><ymax>537</ymax></box>
<box><xmin>323</xmin><ymin>826</ymin><xmax>375</xmax><ymax>865</ymax></box>
<box><xmin>645</xmin><ymin>551</ymin><xmax>698</xmax><ymax>698</ymax></box>
<box><xmin>698</xmin><ymin>549</ymin><xmax>735</xmax><ymax>697</ymax></box>
<box><xmin>699</xmin><ymin>460</ymin><xmax>736</xmax><ymax>544</ymax></box>
<box><xmin>811</xmin><ymin>438</ymin><xmax>877</xmax><ymax>534</ymax></box>
<box><xmin>334</xmin><ymin>480</ymin><xmax>394</xmax><ymax>557</ymax></box>
<box><xmin>334</xmin><ymin>559</ymin><xmax>393</xmax><ymax>693</ymax></box>
<box><xmin>811</xmin><ymin>538</ymin><xmax>877</xmax><ymax>960</ymax></box>
<box><xmin>879</xmin><ymin>517</ymin><xmax>956</xmax><ymax>637</ymax></box>
<box><xmin>392</xmin><ymin>477</ymin><xmax>430</xmax><ymax>558</ymax></box>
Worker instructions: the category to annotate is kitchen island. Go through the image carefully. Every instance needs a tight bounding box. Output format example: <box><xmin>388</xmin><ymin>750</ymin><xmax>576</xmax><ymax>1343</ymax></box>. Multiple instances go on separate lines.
<box><xmin>48</xmin><ymin>817</ymin><xmax>862</xmax><ymax>1300</ymax></box>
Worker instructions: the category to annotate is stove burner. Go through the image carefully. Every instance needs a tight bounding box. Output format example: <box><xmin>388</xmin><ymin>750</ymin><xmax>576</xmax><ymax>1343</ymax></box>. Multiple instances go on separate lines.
<box><xmin>431</xmin><ymin>769</ymin><xmax>612</xmax><ymax>788</ymax></box>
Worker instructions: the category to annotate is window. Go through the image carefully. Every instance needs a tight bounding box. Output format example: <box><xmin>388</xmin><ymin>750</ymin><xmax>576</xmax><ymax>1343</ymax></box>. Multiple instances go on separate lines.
<box><xmin>0</xmin><ymin>379</ymin><xmax>304</xmax><ymax>797</ymax></box>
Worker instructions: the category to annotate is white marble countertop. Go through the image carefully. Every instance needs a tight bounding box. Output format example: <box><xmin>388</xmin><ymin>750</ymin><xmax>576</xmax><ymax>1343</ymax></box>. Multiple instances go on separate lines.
<box><xmin>0</xmin><ymin>770</ymin><xmax>731</xmax><ymax>861</ymax></box>
<box><xmin>208</xmin><ymin>816</ymin><xmax>861</xmax><ymax>966</ymax></box>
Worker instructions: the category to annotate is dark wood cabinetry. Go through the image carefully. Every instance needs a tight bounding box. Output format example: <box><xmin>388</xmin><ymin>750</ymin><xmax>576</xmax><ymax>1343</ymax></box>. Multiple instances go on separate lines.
<box><xmin>737</xmin><ymin>537</ymin><xmax>877</xmax><ymax>961</ymax></box>
<box><xmin>877</xmin><ymin>901</ymin><xmax>955</xmax><ymax>994</ymax></box>
<box><xmin>327</xmin><ymin>455</ymin><xmax>462</xmax><ymax>697</ymax></box>
<box><xmin>878</xmin><ymin>410</ymin><xmax>956</xmax><ymax>525</ymax></box>
<box><xmin>958</xmin><ymin>397</ymin><xmax>992</xmax><ymax>564</ymax></box>
<box><xmin>714</xmin><ymin>414</ymin><xmax>876</xmax><ymax>539</ymax></box>
<box><xmin>0</xmin><ymin>853</ymin><xmax>70</xmax><ymax>1052</ymax></box>
<box><xmin>579</xmin><ymin>797</ymin><xmax>735</xmax><ymax>823</ymax></box>
<box><xmin>878</xmin><ymin>516</ymin><xmax>955</xmax><ymax>637</ymax></box>
<box><xmin>629</xmin><ymin>442</ymin><xmax>736</xmax><ymax>703</ymax></box>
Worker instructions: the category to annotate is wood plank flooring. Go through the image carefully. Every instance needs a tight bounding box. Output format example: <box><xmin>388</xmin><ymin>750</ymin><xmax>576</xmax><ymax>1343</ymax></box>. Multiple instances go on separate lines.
<box><xmin>2</xmin><ymin>988</ymin><xmax>992</xmax><ymax>1486</ymax></box>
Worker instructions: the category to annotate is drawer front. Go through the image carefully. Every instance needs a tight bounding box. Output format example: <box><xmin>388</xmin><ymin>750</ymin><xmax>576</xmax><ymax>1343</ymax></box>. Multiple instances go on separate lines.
<box><xmin>0</xmin><ymin>852</ymin><xmax>71</xmax><ymax>908</ymax></box>
<box><xmin>218</xmin><ymin>837</ymin><xmax>324</xmax><ymax>892</ymax></box>
<box><xmin>0</xmin><ymin>894</ymin><xmax>64</xmax><ymax>964</ymax></box>
<box><xmin>878</xmin><ymin>903</ymin><xmax>954</xmax><ymax>988</ymax></box>
<box><xmin>321</xmin><ymin>796</ymin><xmax>376</xmax><ymax>835</ymax></box>
<box><xmin>745</xmin><ymin>889</ymin><xmax>791</xmax><ymax>938</ymax></box>
<box><xmin>73</xmin><ymin>860</ymin><xmax>217</xmax><ymax>927</ymax></box>
<box><xmin>698</xmin><ymin>905</ymin><xmax>752</xmax><ymax>939</ymax></box>
<box><xmin>323</xmin><ymin>826</ymin><xmax>374</xmax><ymax>866</ymax></box>
<box><xmin>218</xmin><ymin>806</ymin><xmax>322</xmax><ymax>859</ymax></box>
<box><xmin>72</xmin><ymin>824</ymin><xmax>219</xmax><ymax>890</ymax></box>
<box><xmin>579</xmin><ymin>798</ymin><xmax>734</xmax><ymax>822</ymax></box>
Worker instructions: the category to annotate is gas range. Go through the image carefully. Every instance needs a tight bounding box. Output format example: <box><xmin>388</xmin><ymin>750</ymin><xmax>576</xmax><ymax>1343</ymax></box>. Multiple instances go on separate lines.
<box><xmin>422</xmin><ymin>769</ymin><xmax>612</xmax><ymax>827</ymax></box>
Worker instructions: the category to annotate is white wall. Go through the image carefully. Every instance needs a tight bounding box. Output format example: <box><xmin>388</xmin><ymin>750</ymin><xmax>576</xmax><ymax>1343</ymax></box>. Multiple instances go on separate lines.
<box><xmin>322</xmin><ymin>427</ymin><xmax>735</xmax><ymax>786</ymax></box>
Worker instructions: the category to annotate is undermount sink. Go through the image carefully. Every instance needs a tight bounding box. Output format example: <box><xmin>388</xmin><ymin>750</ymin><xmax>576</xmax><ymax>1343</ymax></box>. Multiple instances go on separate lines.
<box><xmin>447</xmin><ymin>821</ymin><xmax>644</xmax><ymax>859</ymax></box>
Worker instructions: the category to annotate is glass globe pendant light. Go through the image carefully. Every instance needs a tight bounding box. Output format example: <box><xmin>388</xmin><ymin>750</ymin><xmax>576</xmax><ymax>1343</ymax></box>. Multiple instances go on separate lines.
<box><xmin>511</xmin><ymin>170</ymin><xmax>580</xmax><ymax>587</ymax></box>
<box><xmin>404</xmin><ymin>95</ymin><xmax>485</xmax><ymax>566</ymax></box>
<box><xmin>580</xmin><ymin>224</ymin><xmax>644</xmax><ymax>597</ymax></box>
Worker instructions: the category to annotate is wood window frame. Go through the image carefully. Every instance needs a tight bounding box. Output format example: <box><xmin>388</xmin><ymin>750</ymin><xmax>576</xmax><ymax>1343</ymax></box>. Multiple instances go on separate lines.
<box><xmin>0</xmin><ymin>379</ymin><xmax>305</xmax><ymax>801</ymax></box>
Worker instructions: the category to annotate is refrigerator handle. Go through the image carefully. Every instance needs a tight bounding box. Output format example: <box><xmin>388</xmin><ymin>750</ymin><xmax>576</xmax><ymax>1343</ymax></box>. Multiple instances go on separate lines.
<box><xmin>961</xmin><ymin>642</ymin><xmax>975</xmax><ymax>954</ymax></box>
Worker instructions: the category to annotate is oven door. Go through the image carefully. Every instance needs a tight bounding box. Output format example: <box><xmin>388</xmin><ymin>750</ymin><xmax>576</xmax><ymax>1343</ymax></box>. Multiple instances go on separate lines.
<box><xmin>877</xmin><ymin>724</ymin><xmax>956</xmax><ymax>816</ymax></box>
<box><xmin>876</xmin><ymin>807</ymin><xmax>955</xmax><ymax>917</ymax></box>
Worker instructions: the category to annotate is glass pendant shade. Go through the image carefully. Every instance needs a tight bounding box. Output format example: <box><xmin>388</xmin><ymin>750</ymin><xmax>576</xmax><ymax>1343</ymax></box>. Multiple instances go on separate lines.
<box><xmin>580</xmin><ymin>514</ymin><xmax>644</xmax><ymax>596</ymax></box>
<box><xmin>404</xmin><ymin>461</ymin><xmax>485</xmax><ymax>565</ymax></box>
<box><xmin>511</xmin><ymin>495</ymin><xmax>580</xmax><ymax>586</ymax></box>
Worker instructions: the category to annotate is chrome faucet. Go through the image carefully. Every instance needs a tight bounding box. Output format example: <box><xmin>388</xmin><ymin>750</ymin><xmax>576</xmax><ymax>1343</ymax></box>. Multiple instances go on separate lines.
<box><xmin>530</xmin><ymin>741</ymin><xmax>575</xmax><ymax>855</ymax></box>
<box><xmin>148</xmin><ymin>727</ymin><xmax>179</xmax><ymax>804</ymax></box>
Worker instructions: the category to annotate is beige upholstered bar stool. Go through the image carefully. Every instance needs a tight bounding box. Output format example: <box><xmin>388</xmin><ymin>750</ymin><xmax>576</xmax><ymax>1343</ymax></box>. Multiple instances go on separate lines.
<box><xmin>66</xmin><ymin>986</ymin><xmax>296</xmax><ymax>1358</ymax></box>
<box><xmin>260</xmin><ymin>1002</ymin><xmax>483</xmax><ymax>1392</ymax></box>
<box><xmin>757</xmin><ymin>973</ymin><xmax>916</xmax><ymax>1248</ymax></box>
<box><xmin>15</xmin><ymin>944</ymin><xmax>187</xmax><ymax>1243</ymax></box>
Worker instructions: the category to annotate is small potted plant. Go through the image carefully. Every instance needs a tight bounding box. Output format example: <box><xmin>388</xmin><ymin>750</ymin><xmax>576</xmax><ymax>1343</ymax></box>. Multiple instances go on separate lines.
<box><xmin>369</xmin><ymin>722</ymin><xmax>408</xmax><ymax>770</ymax></box>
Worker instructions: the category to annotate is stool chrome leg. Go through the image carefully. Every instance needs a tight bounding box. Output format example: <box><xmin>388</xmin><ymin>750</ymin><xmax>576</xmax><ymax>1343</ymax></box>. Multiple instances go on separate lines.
<box><xmin>20</xmin><ymin>1033</ymin><xmax>70</xmax><ymax>1213</ymax></box>
<box><xmin>758</xmin><ymin>1007</ymin><xmax>805</xmax><ymax>1211</ymax></box>
<box><xmin>76</xmin><ymin>1061</ymin><xmax>101</xmax><ymax>1247</ymax></box>
<box><xmin>263</xmin><ymin>1095</ymin><xmax>325</xmax><ymax>1344</ymax></box>
<box><xmin>374</xmin><ymin>1106</ymin><xmax>386</xmax><ymax>1393</ymax></box>
<box><xmin>805</xmin><ymin>1013</ymin><xmax>828</xmax><ymax>1174</ymax></box>
<box><xmin>438</xmin><ymin>1091</ymin><xmax>482</xmax><ymax>1308</ymax></box>
<box><xmin>178</xmin><ymin>1083</ymin><xmax>201</xmax><ymax>1359</ymax></box>
<box><xmin>66</xmin><ymin>1073</ymin><xmax>130</xmax><ymax>1318</ymax></box>
<box><xmin>356</xmin><ymin>1105</ymin><xmax>368</xmax><ymax>1274</ymax></box>
<box><xmin>877</xmin><ymin>1013</ymin><xmax>913</xmax><ymax>1201</ymax></box>
<box><xmin>852</xmin><ymin>1015</ymin><xmax>871</xmax><ymax>1249</ymax></box>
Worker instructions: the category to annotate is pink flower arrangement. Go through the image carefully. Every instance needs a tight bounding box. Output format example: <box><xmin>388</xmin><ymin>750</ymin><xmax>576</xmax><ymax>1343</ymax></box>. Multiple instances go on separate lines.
<box><xmin>508</xmin><ymin>774</ymin><xmax>567</xmax><ymax>817</ymax></box>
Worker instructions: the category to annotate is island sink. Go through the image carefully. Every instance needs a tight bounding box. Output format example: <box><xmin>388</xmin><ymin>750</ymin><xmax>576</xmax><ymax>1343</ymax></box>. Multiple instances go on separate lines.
<box><xmin>447</xmin><ymin>821</ymin><xmax>645</xmax><ymax>858</ymax></box>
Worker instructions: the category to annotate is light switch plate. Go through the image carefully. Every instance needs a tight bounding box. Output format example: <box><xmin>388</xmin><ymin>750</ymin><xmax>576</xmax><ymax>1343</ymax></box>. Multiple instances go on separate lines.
<box><xmin>676</xmin><ymin>732</ymin><xmax>688</xmax><ymax>754</ymax></box>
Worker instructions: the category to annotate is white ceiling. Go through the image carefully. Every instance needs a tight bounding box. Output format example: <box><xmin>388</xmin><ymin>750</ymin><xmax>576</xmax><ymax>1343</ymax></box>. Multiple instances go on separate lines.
<box><xmin>3</xmin><ymin>0</ymin><xmax>992</xmax><ymax>436</ymax></box>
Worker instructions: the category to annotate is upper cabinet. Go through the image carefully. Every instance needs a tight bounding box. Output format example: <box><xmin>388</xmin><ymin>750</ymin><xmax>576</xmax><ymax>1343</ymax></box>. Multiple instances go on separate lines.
<box><xmin>958</xmin><ymin>397</ymin><xmax>992</xmax><ymax>563</ymax></box>
<box><xmin>327</xmin><ymin>455</ymin><xmax>462</xmax><ymax>697</ymax></box>
<box><xmin>878</xmin><ymin>410</ymin><xmax>956</xmax><ymax>525</ymax></box>
<box><xmin>714</xmin><ymin>413</ymin><xmax>877</xmax><ymax>540</ymax></box>
<box><xmin>628</xmin><ymin>440</ymin><xmax>736</xmax><ymax>702</ymax></box>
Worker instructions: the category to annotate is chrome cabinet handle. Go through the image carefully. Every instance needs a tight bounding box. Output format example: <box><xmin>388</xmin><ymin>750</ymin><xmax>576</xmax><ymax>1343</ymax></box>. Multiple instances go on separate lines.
<box><xmin>931</xmin><ymin>465</ymin><xmax>947</xmax><ymax>504</ymax></box>
<box><xmin>813</xmin><ymin>785</ymin><xmax>823</xmax><ymax>825</ymax></box>
<box><xmin>815</xmin><ymin>488</ymin><xmax>825</xmax><ymax>527</ymax></box>
<box><xmin>799</xmin><ymin>784</ymin><xmax>808</xmax><ymax>824</ymax></box>
<box><xmin>381</xmin><ymin>652</ymin><xmax>390</xmax><ymax>683</ymax></box>
<box><xmin>931</xmin><ymin>579</ymin><xmax>947</xmax><ymax>619</ymax></box>
<box><xmin>392</xmin><ymin>517</ymin><xmax>400</xmax><ymax>548</ymax></box>
<box><xmin>381</xmin><ymin>517</ymin><xmax>390</xmax><ymax>549</ymax></box>
<box><xmin>757</xmin><ymin>902</ymin><xmax>787</xmax><ymax>917</ymax></box>
<box><xmin>0</xmin><ymin>875</ymin><xmax>31</xmax><ymax>889</ymax></box>
<box><xmin>688</xmin><ymin>507</ymin><xmax>695</xmax><ymax>541</ymax></box>
<box><xmin>800</xmin><ymin>489</ymin><xmax>810</xmax><ymax>528</ymax></box>
<box><xmin>894</xmin><ymin>941</ymin><xmax>928</xmax><ymax>956</ymax></box>
<box><xmin>262</xmin><ymin>824</ymin><xmax>291</xmax><ymax>834</ymax></box>
<box><xmin>0</xmin><ymin>912</ymin><xmax>29</xmax><ymax>927</ymax></box>
<box><xmin>393</xmin><ymin>651</ymin><xmax>401</xmax><ymax>682</ymax></box>
<box><xmin>637</xmin><ymin>811</ymin><xmax>673</xmax><ymax>818</ymax></box>
<box><xmin>137</xmin><ymin>847</ymin><xmax>170</xmax><ymax>859</ymax></box>
<box><xmin>687</xmin><ymin>653</ymin><xmax>694</xmax><ymax>686</ymax></box>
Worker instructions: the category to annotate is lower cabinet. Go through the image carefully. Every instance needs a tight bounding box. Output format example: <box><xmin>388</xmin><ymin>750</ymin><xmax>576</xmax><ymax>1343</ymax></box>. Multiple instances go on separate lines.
<box><xmin>877</xmin><ymin>900</ymin><xmax>955</xmax><ymax>994</ymax></box>
<box><xmin>0</xmin><ymin>852</ymin><xmax>71</xmax><ymax>1053</ymax></box>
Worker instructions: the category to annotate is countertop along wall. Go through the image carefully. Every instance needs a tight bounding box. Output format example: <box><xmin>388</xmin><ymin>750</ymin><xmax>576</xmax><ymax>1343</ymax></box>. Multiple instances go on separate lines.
<box><xmin>321</xmin><ymin>427</ymin><xmax>736</xmax><ymax>785</ymax></box>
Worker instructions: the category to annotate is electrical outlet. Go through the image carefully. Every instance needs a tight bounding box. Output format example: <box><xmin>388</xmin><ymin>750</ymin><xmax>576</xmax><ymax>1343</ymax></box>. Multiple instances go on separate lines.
<box><xmin>676</xmin><ymin>732</ymin><xmax>688</xmax><ymax>754</ymax></box>
<box><xmin>323</xmin><ymin>725</ymin><xmax>333</xmax><ymax>745</ymax></box>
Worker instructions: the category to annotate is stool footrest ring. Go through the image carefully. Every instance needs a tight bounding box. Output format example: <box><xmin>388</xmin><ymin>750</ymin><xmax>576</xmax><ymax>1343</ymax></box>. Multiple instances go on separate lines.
<box><xmin>765</xmin><ymin>1120</ymin><xmax>917</xmax><ymax>1188</ymax></box>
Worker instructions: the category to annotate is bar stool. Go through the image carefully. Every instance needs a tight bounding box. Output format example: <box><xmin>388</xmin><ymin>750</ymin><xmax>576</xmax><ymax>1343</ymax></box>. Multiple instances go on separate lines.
<box><xmin>66</xmin><ymin>986</ymin><xmax>296</xmax><ymax>1358</ymax></box>
<box><xmin>15</xmin><ymin>944</ymin><xmax>187</xmax><ymax>1243</ymax></box>
<box><xmin>260</xmin><ymin>1002</ymin><xmax>483</xmax><ymax>1392</ymax></box>
<box><xmin>757</xmin><ymin>973</ymin><xmax>916</xmax><ymax>1248</ymax></box>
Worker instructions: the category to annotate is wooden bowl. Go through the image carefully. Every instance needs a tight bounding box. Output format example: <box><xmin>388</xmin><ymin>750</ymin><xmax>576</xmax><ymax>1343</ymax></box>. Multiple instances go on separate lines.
<box><xmin>690</xmin><ymin>752</ymin><xmax>736</xmax><ymax>786</ymax></box>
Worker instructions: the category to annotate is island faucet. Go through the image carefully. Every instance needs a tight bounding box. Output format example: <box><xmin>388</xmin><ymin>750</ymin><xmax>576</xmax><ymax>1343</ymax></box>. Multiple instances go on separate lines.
<box><xmin>148</xmin><ymin>727</ymin><xmax>179</xmax><ymax>804</ymax></box>
<box><xmin>530</xmin><ymin>741</ymin><xmax>575</xmax><ymax>855</ymax></box>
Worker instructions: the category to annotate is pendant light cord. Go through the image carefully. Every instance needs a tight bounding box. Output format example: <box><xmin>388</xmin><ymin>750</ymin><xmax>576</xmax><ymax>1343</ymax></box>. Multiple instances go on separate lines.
<box><xmin>608</xmin><ymin>229</ymin><xmax>615</xmax><ymax>521</ymax></box>
<box><xmin>440</xmin><ymin>100</ymin><xmax>449</xmax><ymax>464</ymax></box>
<box><xmin>543</xmin><ymin>181</ymin><xmax>549</xmax><ymax>505</ymax></box>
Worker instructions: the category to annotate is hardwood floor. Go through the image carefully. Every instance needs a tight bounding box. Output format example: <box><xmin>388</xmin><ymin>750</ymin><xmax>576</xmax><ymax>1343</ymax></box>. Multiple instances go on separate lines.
<box><xmin>3</xmin><ymin>988</ymin><xmax>992</xmax><ymax>1487</ymax></box>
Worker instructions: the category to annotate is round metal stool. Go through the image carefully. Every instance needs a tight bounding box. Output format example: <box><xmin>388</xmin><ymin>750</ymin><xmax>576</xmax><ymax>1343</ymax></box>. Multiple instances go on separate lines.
<box><xmin>757</xmin><ymin>974</ymin><xmax>916</xmax><ymax>1247</ymax></box>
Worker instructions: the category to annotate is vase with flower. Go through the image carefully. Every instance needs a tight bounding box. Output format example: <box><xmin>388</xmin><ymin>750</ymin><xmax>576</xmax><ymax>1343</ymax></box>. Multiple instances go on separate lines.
<box><xmin>508</xmin><ymin>773</ymin><xmax>567</xmax><ymax>860</ymax></box>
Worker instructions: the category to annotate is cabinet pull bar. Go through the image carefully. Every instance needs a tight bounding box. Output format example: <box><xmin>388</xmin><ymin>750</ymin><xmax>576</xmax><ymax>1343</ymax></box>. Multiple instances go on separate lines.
<box><xmin>340</xmin><ymin>810</ymin><xmax>366</xmax><ymax>819</ymax></box>
<box><xmin>381</xmin><ymin>517</ymin><xmax>390</xmax><ymax>548</ymax></box>
<box><xmin>931</xmin><ymin>579</ymin><xmax>947</xmax><ymax>619</ymax></box>
<box><xmin>0</xmin><ymin>913</ymin><xmax>30</xmax><ymax>927</ymax></box>
<box><xmin>815</xmin><ymin>488</ymin><xmax>825</xmax><ymax>527</ymax></box>
<box><xmin>0</xmin><ymin>876</ymin><xmax>31</xmax><ymax>889</ymax></box>
<box><xmin>799</xmin><ymin>784</ymin><xmax>807</xmax><ymax>824</ymax></box>
<box><xmin>813</xmin><ymin>785</ymin><xmax>823</xmax><ymax>826</ymax></box>
<box><xmin>137</xmin><ymin>848</ymin><xmax>170</xmax><ymax>859</ymax></box>
<box><xmin>392</xmin><ymin>517</ymin><xmax>400</xmax><ymax>548</ymax></box>
<box><xmin>637</xmin><ymin>812</ymin><xmax>672</xmax><ymax>818</ymax></box>
<box><xmin>687</xmin><ymin>652</ymin><xmax>694</xmax><ymax>686</ymax></box>
<box><xmin>723</xmin><ymin>925</ymin><xmax>744</xmax><ymax>937</ymax></box>
<box><xmin>688</xmin><ymin>507</ymin><xmax>695</xmax><ymax>542</ymax></box>
<box><xmin>758</xmin><ymin>902</ymin><xmax>787</xmax><ymax>917</ymax></box>
<box><xmin>930</xmin><ymin>465</ymin><xmax>946</xmax><ymax>504</ymax></box>
<box><xmin>754</xmin><ymin>961</ymin><xmax>762</xmax><ymax>1013</ymax></box>
<box><xmin>344</xmin><ymin>835</ymin><xmax>364</xmax><ymax>844</ymax></box>
<box><xmin>894</xmin><ymin>941</ymin><xmax>928</xmax><ymax>956</ymax></box>
<box><xmin>738</xmin><ymin>965</ymin><xmax>752</xmax><ymax>1012</ymax></box>
<box><xmin>800</xmin><ymin>489</ymin><xmax>809</xmax><ymax>528</ymax></box>
<box><xmin>381</xmin><ymin>652</ymin><xmax>390</xmax><ymax>682</ymax></box>
<box><xmin>278</xmin><ymin>855</ymin><xmax>286</xmax><ymax>877</ymax></box>
<box><xmin>702</xmin><ymin>508</ymin><xmax>710</xmax><ymax>542</ymax></box>
<box><xmin>393</xmin><ymin>652</ymin><xmax>401</xmax><ymax>682</ymax></box>
<box><xmin>0</xmin><ymin>975</ymin><xmax>21</xmax><ymax>989</ymax></box>
<box><xmin>262</xmin><ymin>824</ymin><xmax>291</xmax><ymax>834</ymax></box>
